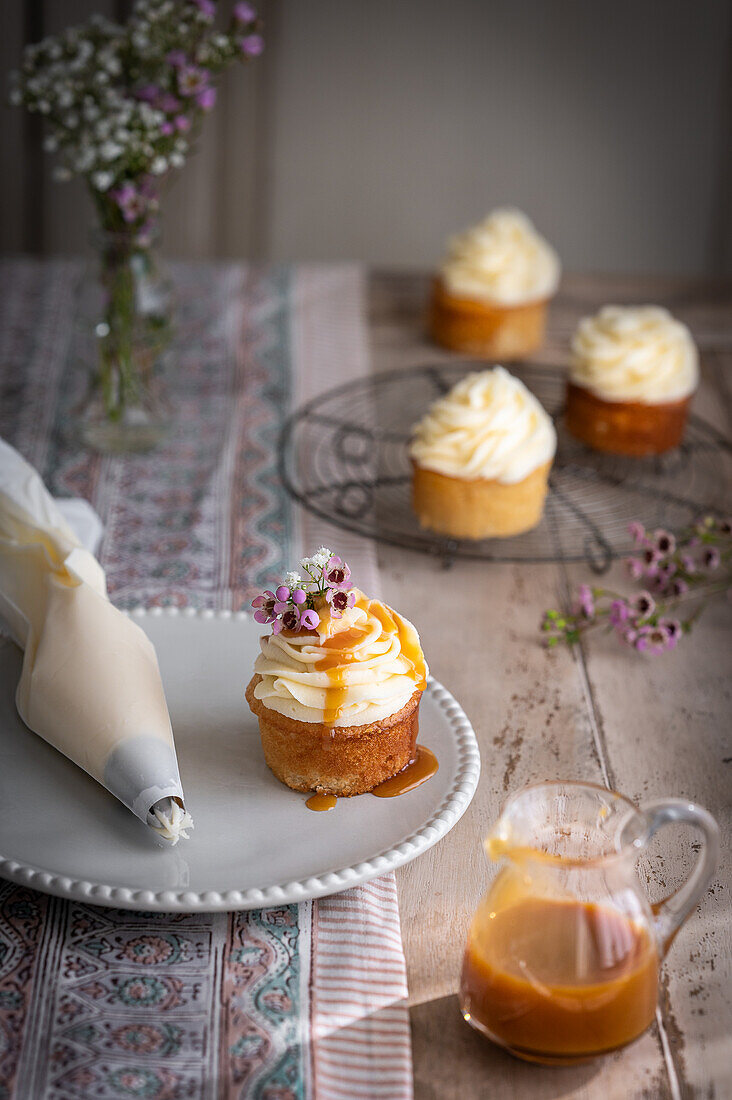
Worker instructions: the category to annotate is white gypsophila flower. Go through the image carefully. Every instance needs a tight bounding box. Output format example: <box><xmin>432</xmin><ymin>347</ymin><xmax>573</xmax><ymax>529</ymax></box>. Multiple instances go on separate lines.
<box><xmin>64</xmin><ymin>112</ymin><xmax>79</xmax><ymax>128</ymax></box>
<box><xmin>9</xmin><ymin>89</ymin><xmax>22</xmax><ymax>106</ymax></box>
<box><xmin>314</xmin><ymin>547</ymin><xmax>332</xmax><ymax>566</ymax></box>
<box><xmin>92</xmin><ymin>170</ymin><xmax>114</xmax><ymax>191</ymax></box>
<box><xmin>53</xmin><ymin>165</ymin><xmax>72</xmax><ymax>181</ymax></box>
<box><xmin>150</xmin><ymin>156</ymin><xmax>167</xmax><ymax>175</ymax></box>
<box><xmin>38</xmin><ymin>101</ymin><xmax>50</xmax><ymax>114</ymax></box>
<box><xmin>75</xmin><ymin>147</ymin><xmax>96</xmax><ymax>172</ymax></box>
<box><xmin>57</xmin><ymin>88</ymin><xmax>74</xmax><ymax>108</ymax></box>
<box><xmin>169</xmin><ymin>152</ymin><xmax>185</xmax><ymax>169</ymax></box>
<box><xmin>284</xmin><ymin>571</ymin><xmax>302</xmax><ymax>588</ymax></box>
<box><xmin>100</xmin><ymin>140</ymin><xmax>123</xmax><ymax>161</ymax></box>
<box><xmin>43</xmin><ymin>135</ymin><xmax>58</xmax><ymax>152</ymax></box>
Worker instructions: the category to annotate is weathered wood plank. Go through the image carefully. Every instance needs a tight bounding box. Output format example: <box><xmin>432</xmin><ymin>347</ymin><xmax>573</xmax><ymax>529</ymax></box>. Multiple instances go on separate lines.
<box><xmin>367</xmin><ymin>272</ymin><xmax>731</xmax><ymax>1099</ymax></box>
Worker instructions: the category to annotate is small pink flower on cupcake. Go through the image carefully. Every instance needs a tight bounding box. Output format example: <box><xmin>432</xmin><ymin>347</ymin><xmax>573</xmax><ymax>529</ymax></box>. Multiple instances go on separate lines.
<box><xmin>251</xmin><ymin>548</ymin><xmax>356</xmax><ymax>633</ymax></box>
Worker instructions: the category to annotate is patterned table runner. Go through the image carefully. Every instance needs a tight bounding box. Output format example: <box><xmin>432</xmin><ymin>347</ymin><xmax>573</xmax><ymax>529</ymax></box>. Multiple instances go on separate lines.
<box><xmin>0</xmin><ymin>261</ymin><xmax>412</xmax><ymax>1100</ymax></box>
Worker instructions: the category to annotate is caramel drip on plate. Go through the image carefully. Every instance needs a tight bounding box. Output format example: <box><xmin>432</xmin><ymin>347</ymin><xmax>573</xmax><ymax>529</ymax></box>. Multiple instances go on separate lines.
<box><xmin>306</xmin><ymin>792</ymin><xmax>337</xmax><ymax>812</ymax></box>
<box><xmin>371</xmin><ymin>745</ymin><xmax>439</xmax><ymax>797</ymax></box>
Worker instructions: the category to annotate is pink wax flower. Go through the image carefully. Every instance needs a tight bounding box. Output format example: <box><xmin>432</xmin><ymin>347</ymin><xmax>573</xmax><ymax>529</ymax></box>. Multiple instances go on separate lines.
<box><xmin>324</xmin><ymin>555</ymin><xmax>352</xmax><ymax>591</ymax></box>
<box><xmin>196</xmin><ymin>87</ymin><xmax>217</xmax><ymax>111</ymax></box>
<box><xmin>193</xmin><ymin>0</ymin><xmax>216</xmax><ymax>17</ymax></box>
<box><xmin>300</xmin><ymin>609</ymin><xmax>319</xmax><ymax>630</ymax></box>
<box><xmin>241</xmin><ymin>34</ymin><xmax>264</xmax><ymax>56</ymax></box>
<box><xmin>573</xmin><ymin>584</ymin><xmax>595</xmax><ymax>619</ymax></box>
<box><xmin>628</xmin><ymin>521</ymin><xmax>647</xmax><ymax>545</ymax></box>
<box><xmin>702</xmin><ymin>547</ymin><xmax>721</xmax><ymax>571</ymax></box>
<box><xmin>136</xmin><ymin>84</ymin><xmax>160</xmax><ymax>102</ymax></box>
<box><xmin>234</xmin><ymin>2</ymin><xmax>257</xmax><ymax>22</ymax></box>
<box><xmin>158</xmin><ymin>93</ymin><xmax>181</xmax><ymax>113</ymax></box>
<box><xmin>326</xmin><ymin>588</ymin><xmax>356</xmax><ymax>619</ymax></box>
<box><xmin>624</xmin><ymin>557</ymin><xmax>644</xmax><ymax>580</ymax></box>
<box><xmin>175</xmin><ymin>115</ymin><xmax>191</xmax><ymax>132</ymax></box>
<box><xmin>160</xmin><ymin>121</ymin><xmax>175</xmax><ymax>136</ymax></box>
<box><xmin>636</xmin><ymin>625</ymin><xmax>672</xmax><ymax>656</ymax></box>
<box><xmin>653</xmin><ymin>529</ymin><xmax>676</xmax><ymax>557</ymax></box>
<box><xmin>177</xmin><ymin>66</ymin><xmax>209</xmax><ymax>97</ymax></box>
<box><xmin>659</xmin><ymin>618</ymin><xmax>682</xmax><ymax>649</ymax></box>
<box><xmin>252</xmin><ymin>590</ymin><xmax>277</xmax><ymax>624</ymax></box>
<box><xmin>111</xmin><ymin>183</ymin><xmax>147</xmax><ymax>223</ymax></box>
<box><xmin>630</xmin><ymin>591</ymin><xmax>655</xmax><ymax>618</ymax></box>
<box><xmin>167</xmin><ymin>50</ymin><xmax>187</xmax><ymax>68</ymax></box>
<box><xmin>280</xmin><ymin>607</ymin><xmax>301</xmax><ymax>632</ymax></box>
<box><xmin>609</xmin><ymin>599</ymin><xmax>630</xmax><ymax>627</ymax></box>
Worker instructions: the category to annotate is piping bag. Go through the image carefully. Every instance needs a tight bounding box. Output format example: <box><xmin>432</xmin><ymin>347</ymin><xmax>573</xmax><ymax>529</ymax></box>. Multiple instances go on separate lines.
<box><xmin>0</xmin><ymin>439</ymin><xmax>193</xmax><ymax>843</ymax></box>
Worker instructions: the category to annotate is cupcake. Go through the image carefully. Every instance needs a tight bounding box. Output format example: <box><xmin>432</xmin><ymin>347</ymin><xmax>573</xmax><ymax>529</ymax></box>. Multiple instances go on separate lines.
<box><xmin>566</xmin><ymin>306</ymin><xmax>698</xmax><ymax>456</ymax></box>
<box><xmin>430</xmin><ymin>208</ymin><xmax>560</xmax><ymax>359</ymax></box>
<box><xmin>246</xmin><ymin>549</ymin><xmax>428</xmax><ymax>796</ymax></box>
<box><xmin>409</xmin><ymin>367</ymin><xmax>556</xmax><ymax>539</ymax></box>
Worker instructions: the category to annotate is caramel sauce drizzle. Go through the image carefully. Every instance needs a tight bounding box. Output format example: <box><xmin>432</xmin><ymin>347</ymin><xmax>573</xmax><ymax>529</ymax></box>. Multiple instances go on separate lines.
<box><xmin>314</xmin><ymin>595</ymin><xmax>427</xmax><ymax>728</ymax></box>
<box><xmin>371</xmin><ymin>746</ymin><xmax>439</xmax><ymax>798</ymax></box>
<box><xmin>306</xmin><ymin>792</ymin><xmax>337</xmax><ymax>812</ymax></box>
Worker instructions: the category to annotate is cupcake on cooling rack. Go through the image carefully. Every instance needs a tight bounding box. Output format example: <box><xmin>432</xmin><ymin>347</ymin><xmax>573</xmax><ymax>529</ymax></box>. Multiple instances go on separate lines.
<box><xmin>430</xmin><ymin>208</ymin><xmax>560</xmax><ymax>359</ymax></box>
<box><xmin>409</xmin><ymin>366</ymin><xmax>556</xmax><ymax>539</ymax></box>
<box><xmin>566</xmin><ymin>305</ymin><xmax>699</xmax><ymax>456</ymax></box>
<box><xmin>246</xmin><ymin>549</ymin><xmax>427</xmax><ymax>796</ymax></box>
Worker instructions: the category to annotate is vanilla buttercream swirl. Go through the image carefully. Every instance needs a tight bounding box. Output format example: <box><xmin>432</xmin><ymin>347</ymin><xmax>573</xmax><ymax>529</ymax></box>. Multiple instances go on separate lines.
<box><xmin>409</xmin><ymin>367</ymin><xmax>556</xmax><ymax>484</ymax></box>
<box><xmin>252</xmin><ymin>592</ymin><xmax>427</xmax><ymax>728</ymax></box>
<box><xmin>440</xmin><ymin>208</ymin><xmax>560</xmax><ymax>305</ymax></box>
<box><xmin>570</xmin><ymin>306</ymin><xmax>698</xmax><ymax>403</ymax></box>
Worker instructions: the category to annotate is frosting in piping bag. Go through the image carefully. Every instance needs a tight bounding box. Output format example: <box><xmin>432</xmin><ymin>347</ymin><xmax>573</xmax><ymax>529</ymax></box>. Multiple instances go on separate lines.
<box><xmin>253</xmin><ymin>591</ymin><xmax>427</xmax><ymax>727</ymax></box>
<box><xmin>409</xmin><ymin>367</ymin><xmax>556</xmax><ymax>484</ymax></box>
<box><xmin>0</xmin><ymin>438</ymin><xmax>192</xmax><ymax>842</ymax></box>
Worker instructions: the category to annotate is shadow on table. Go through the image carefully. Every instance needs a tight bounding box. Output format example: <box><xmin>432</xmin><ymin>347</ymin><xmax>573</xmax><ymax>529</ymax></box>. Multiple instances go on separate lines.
<box><xmin>410</xmin><ymin>995</ymin><xmax>602</xmax><ymax>1100</ymax></box>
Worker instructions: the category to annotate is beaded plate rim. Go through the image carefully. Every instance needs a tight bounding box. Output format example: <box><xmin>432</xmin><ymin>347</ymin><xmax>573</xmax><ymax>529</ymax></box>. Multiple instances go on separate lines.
<box><xmin>0</xmin><ymin>606</ymin><xmax>481</xmax><ymax>911</ymax></box>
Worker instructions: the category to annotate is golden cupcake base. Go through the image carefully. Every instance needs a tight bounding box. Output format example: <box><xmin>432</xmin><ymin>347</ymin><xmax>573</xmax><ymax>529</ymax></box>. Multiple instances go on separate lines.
<box><xmin>411</xmin><ymin>459</ymin><xmax>552</xmax><ymax>539</ymax></box>
<box><xmin>565</xmin><ymin>382</ymin><xmax>691</xmax><ymax>456</ymax></box>
<box><xmin>429</xmin><ymin>277</ymin><xmax>548</xmax><ymax>360</ymax></box>
<box><xmin>246</xmin><ymin>676</ymin><xmax>422</xmax><ymax>796</ymax></box>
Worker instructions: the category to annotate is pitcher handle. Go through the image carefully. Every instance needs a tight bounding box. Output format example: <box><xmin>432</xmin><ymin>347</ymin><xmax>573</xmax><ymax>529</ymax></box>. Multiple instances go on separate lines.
<box><xmin>640</xmin><ymin>798</ymin><xmax>719</xmax><ymax>956</ymax></box>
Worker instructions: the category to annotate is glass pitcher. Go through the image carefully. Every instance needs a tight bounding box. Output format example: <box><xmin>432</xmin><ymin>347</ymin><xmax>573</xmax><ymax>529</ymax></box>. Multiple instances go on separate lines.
<box><xmin>459</xmin><ymin>781</ymin><xmax>719</xmax><ymax>1065</ymax></box>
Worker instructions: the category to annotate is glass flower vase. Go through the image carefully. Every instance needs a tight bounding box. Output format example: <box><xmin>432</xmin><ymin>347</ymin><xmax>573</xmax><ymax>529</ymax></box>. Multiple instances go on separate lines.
<box><xmin>74</xmin><ymin>225</ymin><xmax>174</xmax><ymax>453</ymax></box>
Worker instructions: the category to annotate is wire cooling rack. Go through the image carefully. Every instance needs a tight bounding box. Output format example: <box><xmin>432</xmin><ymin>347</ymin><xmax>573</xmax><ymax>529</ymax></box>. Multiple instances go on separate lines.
<box><xmin>279</xmin><ymin>362</ymin><xmax>732</xmax><ymax>572</ymax></box>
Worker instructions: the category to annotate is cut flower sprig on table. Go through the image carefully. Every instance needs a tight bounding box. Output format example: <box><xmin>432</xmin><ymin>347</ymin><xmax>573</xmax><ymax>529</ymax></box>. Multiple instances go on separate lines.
<box><xmin>542</xmin><ymin>517</ymin><xmax>732</xmax><ymax>654</ymax></box>
<box><xmin>9</xmin><ymin>0</ymin><xmax>263</xmax><ymax>449</ymax></box>
<box><xmin>252</xmin><ymin>548</ymin><xmax>356</xmax><ymax>634</ymax></box>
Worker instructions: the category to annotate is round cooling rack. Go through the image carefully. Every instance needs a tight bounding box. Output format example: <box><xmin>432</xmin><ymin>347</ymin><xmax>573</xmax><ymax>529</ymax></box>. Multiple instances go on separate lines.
<box><xmin>279</xmin><ymin>362</ymin><xmax>732</xmax><ymax>572</ymax></box>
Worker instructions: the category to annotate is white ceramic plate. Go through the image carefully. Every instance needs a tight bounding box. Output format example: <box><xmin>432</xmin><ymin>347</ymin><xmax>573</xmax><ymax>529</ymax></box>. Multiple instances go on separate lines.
<box><xmin>0</xmin><ymin>608</ymin><xmax>480</xmax><ymax>912</ymax></box>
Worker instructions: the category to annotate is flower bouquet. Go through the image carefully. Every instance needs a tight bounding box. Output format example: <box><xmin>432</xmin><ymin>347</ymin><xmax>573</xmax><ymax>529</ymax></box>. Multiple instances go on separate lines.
<box><xmin>11</xmin><ymin>0</ymin><xmax>263</xmax><ymax>452</ymax></box>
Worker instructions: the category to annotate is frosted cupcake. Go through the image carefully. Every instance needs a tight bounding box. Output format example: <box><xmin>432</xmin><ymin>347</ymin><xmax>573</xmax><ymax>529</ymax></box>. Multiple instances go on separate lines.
<box><xmin>430</xmin><ymin>208</ymin><xmax>560</xmax><ymax>359</ymax></box>
<box><xmin>246</xmin><ymin>549</ymin><xmax>427</xmax><ymax>796</ymax></box>
<box><xmin>409</xmin><ymin>367</ymin><xmax>556</xmax><ymax>539</ymax></box>
<box><xmin>567</xmin><ymin>306</ymin><xmax>699</xmax><ymax>456</ymax></box>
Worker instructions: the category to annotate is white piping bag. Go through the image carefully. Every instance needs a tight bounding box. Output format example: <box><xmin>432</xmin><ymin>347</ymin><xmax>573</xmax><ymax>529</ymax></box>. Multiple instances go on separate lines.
<box><xmin>0</xmin><ymin>439</ymin><xmax>192</xmax><ymax>843</ymax></box>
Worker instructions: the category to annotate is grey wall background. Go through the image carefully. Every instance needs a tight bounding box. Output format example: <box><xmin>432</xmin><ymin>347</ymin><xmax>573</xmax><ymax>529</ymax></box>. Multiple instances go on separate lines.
<box><xmin>2</xmin><ymin>0</ymin><xmax>731</xmax><ymax>275</ymax></box>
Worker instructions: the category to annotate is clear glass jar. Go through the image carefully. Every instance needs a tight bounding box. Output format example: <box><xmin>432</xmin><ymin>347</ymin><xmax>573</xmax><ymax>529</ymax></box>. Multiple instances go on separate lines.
<box><xmin>73</xmin><ymin>225</ymin><xmax>174</xmax><ymax>453</ymax></box>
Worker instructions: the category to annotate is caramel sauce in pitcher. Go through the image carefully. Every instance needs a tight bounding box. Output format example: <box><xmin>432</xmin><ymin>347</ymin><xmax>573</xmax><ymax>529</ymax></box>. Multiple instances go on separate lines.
<box><xmin>460</xmin><ymin>897</ymin><xmax>658</xmax><ymax>1063</ymax></box>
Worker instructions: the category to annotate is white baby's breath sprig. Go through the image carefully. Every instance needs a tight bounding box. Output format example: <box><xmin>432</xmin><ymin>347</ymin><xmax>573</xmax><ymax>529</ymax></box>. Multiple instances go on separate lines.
<box><xmin>9</xmin><ymin>0</ymin><xmax>263</xmax><ymax>232</ymax></box>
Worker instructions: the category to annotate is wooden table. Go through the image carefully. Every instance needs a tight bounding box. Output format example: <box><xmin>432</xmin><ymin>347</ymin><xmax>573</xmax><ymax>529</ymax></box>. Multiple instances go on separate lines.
<box><xmin>368</xmin><ymin>274</ymin><xmax>732</xmax><ymax>1099</ymax></box>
